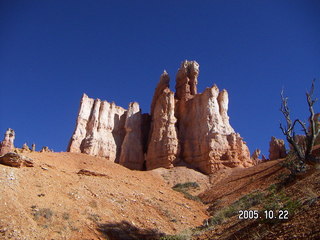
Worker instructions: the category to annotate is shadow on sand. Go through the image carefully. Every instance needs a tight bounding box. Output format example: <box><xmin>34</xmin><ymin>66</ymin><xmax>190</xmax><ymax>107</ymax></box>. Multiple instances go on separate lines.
<box><xmin>97</xmin><ymin>220</ymin><xmax>165</xmax><ymax>240</ymax></box>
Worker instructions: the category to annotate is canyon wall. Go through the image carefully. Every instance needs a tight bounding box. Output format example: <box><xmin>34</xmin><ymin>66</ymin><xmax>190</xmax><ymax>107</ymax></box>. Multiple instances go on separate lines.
<box><xmin>68</xmin><ymin>61</ymin><xmax>253</xmax><ymax>174</ymax></box>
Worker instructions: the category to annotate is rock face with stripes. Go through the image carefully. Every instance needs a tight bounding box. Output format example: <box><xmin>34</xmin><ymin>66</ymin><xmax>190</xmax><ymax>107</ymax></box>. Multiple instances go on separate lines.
<box><xmin>146</xmin><ymin>71</ymin><xmax>179</xmax><ymax>170</ymax></box>
<box><xmin>67</xmin><ymin>94</ymin><xmax>127</xmax><ymax>163</ymax></box>
<box><xmin>68</xmin><ymin>60</ymin><xmax>253</xmax><ymax>174</ymax></box>
<box><xmin>173</xmin><ymin>61</ymin><xmax>252</xmax><ymax>174</ymax></box>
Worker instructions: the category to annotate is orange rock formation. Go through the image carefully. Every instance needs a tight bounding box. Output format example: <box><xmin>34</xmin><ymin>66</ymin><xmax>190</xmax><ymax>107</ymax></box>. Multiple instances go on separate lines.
<box><xmin>68</xmin><ymin>61</ymin><xmax>253</xmax><ymax>174</ymax></box>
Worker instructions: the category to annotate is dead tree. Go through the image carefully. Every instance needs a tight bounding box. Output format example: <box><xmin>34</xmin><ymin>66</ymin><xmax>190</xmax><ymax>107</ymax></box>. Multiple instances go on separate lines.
<box><xmin>280</xmin><ymin>80</ymin><xmax>320</xmax><ymax>164</ymax></box>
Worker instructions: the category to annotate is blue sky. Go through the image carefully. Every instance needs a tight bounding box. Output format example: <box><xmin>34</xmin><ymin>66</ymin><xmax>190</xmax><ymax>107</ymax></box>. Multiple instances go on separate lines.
<box><xmin>1</xmin><ymin>0</ymin><xmax>319</xmax><ymax>157</ymax></box>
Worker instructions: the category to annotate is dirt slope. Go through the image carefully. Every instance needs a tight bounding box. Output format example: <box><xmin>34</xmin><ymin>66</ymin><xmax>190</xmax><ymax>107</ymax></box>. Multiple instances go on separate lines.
<box><xmin>201</xmin><ymin>160</ymin><xmax>286</xmax><ymax>207</ymax></box>
<box><xmin>0</xmin><ymin>152</ymin><xmax>207</xmax><ymax>239</ymax></box>
<box><xmin>2</xmin><ymin>152</ymin><xmax>318</xmax><ymax>240</ymax></box>
<box><xmin>150</xmin><ymin>166</ymin><xmax>210</xmax><ymax>196</ymax></box>
<box><xmin>194</xmin><ymin>160</ymin><xmax>320</xmax><ymax>240</ymax></box>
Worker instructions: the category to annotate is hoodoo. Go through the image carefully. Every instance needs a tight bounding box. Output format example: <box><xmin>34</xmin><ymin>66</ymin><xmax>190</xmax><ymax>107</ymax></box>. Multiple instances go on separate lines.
<box><xmin>0</xmin><ymin>128</ymin><xmax>15</xmax><ymax>156</ymax></box>
<box><xmin>68</xmin><ymin>61</ymin><xmax>253</xmax><ymax>174</ymax></box>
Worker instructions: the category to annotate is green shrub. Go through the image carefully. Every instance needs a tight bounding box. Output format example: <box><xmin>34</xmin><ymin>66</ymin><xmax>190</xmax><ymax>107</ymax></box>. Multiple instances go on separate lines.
<box><xmin>87</xmin><ymin>213</ymin><xmax>101</xmax><ymax>223</ymax></box>
<box><xmin>234</xmin><ymin>191</ymin><xmax>265</xmax><ymax>209</ymax></box>
<box><xmin>208</xmin><ymin>212</ymin><xmax>225</xmax><ymax>225</ymax></box>
<box><xmin>172</xmin><ymin>182</ymin><xmax>201</xmax><ymax>202</ymax></box>
<box><xmin>62</xmin><ymin>212</ymin><xmax>70</xmax><ymax>220</ymax></box>
<box><xmin>281</xmin><ymin>150</ymin><xmax>306</xmax><ymax>176</ymax></box>
<box><xmin>172</xmin><ymin>182</ymin><xmax>200</xmax><ymax>190</ymax></box>
<box><xmin>159</xmin><ymin>235</ymin><xmax>188</xmax><ymax>240</ymax></box>
<box><xmin>260</xmin><ymin>186</ymin><xmax>301</xmax><ymax>224</ymax></box>
<box><xmin>283</xmin><ymin>198</ymin><xmax>301</xmax><ymax>213</ymax></box>
<box><xmin>33</xmin><ymin>208</ymin><xmax>54</xmax><ymax>220</ymax></box>
<box><xmin>206</xmin><ymin>191</ymin><xmax>265</xmax><ymax>227</ymax></box>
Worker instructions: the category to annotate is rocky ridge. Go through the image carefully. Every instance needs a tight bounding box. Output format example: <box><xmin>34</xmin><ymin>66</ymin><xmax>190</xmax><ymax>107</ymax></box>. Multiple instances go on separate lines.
<box><xmin>68</xmin><ymin>61</ymin><xmax>253</xmax><ymax>174</ymax></box>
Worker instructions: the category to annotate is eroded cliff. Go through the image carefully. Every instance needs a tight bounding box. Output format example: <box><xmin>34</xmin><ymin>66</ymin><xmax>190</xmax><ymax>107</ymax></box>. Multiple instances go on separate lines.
<box><xmin>67</xmin><ymin>94</ymin><xmax>127</xmax><ymax>162</ymax></box>
<box><xmin>68</xmin><ymin>61</ymin><xmax>253</xmax><ymax>173</ymax></box>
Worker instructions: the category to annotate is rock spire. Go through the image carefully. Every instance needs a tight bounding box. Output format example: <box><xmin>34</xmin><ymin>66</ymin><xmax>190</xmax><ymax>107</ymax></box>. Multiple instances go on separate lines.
<box><xmin>146</xmin><ymin>72</ymin><xmax>179</xmax><ymax>169</ymax></box>
<box><xmin>0</xmin><ymin>128</ymin><xmax>15</xmax><ymax>156</ymax></box>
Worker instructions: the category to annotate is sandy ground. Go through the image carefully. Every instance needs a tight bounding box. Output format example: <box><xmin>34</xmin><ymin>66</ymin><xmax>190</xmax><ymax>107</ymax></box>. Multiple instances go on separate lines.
<box><xmin>0</xmin><ymin>152</ymin><xmax>208</xmax><ymax>239</ymax></box>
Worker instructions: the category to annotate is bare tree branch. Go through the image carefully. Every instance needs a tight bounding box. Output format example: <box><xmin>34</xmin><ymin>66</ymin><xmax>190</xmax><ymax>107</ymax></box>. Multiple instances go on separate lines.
<box><xmin>304</xmin><ymin>79</ymin><xmax>318</xmax><ymax>162</ymax></box>
<box><xmin>279</xmin><ymin>122</ymin><xmax>286</xmax><ymax>135</ymax></box>
<box><xmin>293</xmin><ymin>119</ymin><xmax>308</xmax><ymax>135</ymax></box>
<box><xmin>280</xmin><ymin>80</ymin><xmax>319</xmax><ymax>164</ymax></box>
<box><xmin>279</xmin><ymin>89</ymin><xmax>304</xmax><ymax>161</ymax></box>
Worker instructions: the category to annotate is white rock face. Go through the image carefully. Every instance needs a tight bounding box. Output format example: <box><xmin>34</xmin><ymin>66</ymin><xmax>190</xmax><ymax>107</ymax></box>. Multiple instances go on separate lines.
<box><xmin>67</xmin><ymin>94</ymin><xmax>94</xmax><ymax>153</ymax></box>
<box><xmin>67</xmin><ymin>94</ymin><xmax>126</xmax><ymax>162</ymax></box>
<box><xmin>218</xmin><ymin>89</ymin><xmax>234</xmax><ymax>133</ymax></box>
<box><xmin>179</xmin><ymin>85</ymin><xmax>234</xmax><ymax>136</ymax></box>
<box><xmin>119</xmin><ymin>102</ymin><xmax>144</xmax><ymax>170</ymax></box>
